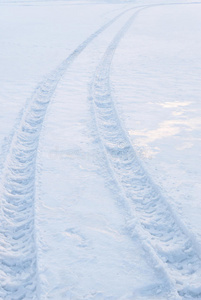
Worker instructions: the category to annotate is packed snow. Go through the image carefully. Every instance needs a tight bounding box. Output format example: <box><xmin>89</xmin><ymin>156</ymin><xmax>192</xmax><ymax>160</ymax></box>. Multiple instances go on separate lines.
<box><xmin>0</xmin><ymin>0</ymin><xmax>201</xmax><ymax>299</ymax></box>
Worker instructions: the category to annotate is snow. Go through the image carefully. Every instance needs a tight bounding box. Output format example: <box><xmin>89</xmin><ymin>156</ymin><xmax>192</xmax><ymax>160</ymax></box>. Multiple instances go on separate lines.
<box><xmin>0</xmin><ymin>0</ymin><xmax>201</xmax><ymax>299</ymax></box>
<box><xmin>111</xmin><ymin>2</ymin><xmax>201</xmax><ymax>249</ymax></box>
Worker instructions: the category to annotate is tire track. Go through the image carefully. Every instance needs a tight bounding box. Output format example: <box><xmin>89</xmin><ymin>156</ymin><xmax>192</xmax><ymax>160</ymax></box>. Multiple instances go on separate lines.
<box><xmin>0</xmin><ymin>7</ymin><xmax>140</xmax><ymax>299</ymax></box>
<box><xmin>90</xmin><ymin>6</ymin><xmax>201</xmax><ymax>300</ymax></box>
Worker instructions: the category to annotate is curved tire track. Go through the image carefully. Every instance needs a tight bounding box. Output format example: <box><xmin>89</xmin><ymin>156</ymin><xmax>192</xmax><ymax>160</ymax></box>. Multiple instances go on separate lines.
<box><xmin>90</xmin><ymin>5</ymin><xmax>201</xmax><ymax>300</ymax></box>
<box><xmin>0</xmin><ymin>7</ymin><xmax>140</xmax><ymax>299</ymax></box>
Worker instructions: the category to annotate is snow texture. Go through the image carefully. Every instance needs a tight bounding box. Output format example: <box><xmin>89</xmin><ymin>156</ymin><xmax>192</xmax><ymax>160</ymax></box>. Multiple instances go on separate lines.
<box><xmin>0</xmin><ymin>0</ymin><xmax>201</xmax><ymax>299</ymax></box>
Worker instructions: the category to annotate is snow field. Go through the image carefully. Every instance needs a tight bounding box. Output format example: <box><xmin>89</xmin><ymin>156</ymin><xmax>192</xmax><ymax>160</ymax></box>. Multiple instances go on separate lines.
<box><xmin>0</xmin><ymin>0</ymin><xmax>201</xmax><ymax>299</ymax></box>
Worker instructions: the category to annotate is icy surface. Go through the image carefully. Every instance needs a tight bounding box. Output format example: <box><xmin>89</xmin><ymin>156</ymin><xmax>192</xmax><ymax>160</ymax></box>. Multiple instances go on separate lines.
<box><xmin>0</xmin><ymin>0</ymin><xmax>201</xmax><ymax>299</ymax></box>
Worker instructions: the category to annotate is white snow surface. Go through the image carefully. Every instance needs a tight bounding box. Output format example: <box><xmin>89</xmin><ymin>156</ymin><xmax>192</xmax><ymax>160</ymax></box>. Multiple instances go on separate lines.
<box><xmin>0</xmin><ymin>0</ymin><xmax>201</xmax><ymax>299</ymax></box>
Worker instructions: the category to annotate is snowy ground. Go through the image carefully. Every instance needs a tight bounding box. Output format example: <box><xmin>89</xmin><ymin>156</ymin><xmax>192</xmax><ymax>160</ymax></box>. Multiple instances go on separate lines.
<box><xmin>0</xmin><ymin>0</ymin><xmax>201</xmax><ymax>299</ymax></box>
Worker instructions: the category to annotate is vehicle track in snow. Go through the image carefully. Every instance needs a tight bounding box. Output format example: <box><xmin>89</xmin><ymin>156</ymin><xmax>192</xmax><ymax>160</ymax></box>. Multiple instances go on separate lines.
<box><xmin>90</xmin><ymin>5</ymin><xmax>201</xmax><ymax>300</ymax></box>
<box><xmin>0</xmin><ymin>6</ymin><xmax>142</xmax><ymax>299</ymax></box>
